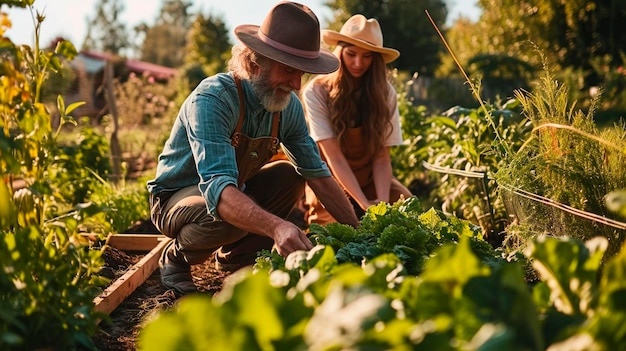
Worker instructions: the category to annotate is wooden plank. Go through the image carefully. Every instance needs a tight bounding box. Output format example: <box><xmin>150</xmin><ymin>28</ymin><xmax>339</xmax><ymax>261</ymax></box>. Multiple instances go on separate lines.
<box><xmin>94</xmin><ymin>237</ymin><xmax>171</xmax><ymax>316</ymax></box>
<box><xmin>106</xmin><ymin>233</ymin><xmax>165</xmax><ymax>251</ymax></box>
<box><xmin>79</xmin><ymin>233</ymin><xmax>165</xmax><ymax>251</ymax></box>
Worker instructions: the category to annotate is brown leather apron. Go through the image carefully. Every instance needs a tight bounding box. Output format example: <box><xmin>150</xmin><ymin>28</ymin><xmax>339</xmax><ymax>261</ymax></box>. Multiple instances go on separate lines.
<box><xmin>231</xmin><ymin>77</ymin><xmax>280</xmax><ymax>187</ymax></box>
<box><xmin>306</xmin><ymin>125</ymin><xmax>376</xmax><ymax>225</ymax></box>
<box><xmin>342</xmin><ymin>126</ymin><xmax>374</xmax><ymax>188</ymax></box>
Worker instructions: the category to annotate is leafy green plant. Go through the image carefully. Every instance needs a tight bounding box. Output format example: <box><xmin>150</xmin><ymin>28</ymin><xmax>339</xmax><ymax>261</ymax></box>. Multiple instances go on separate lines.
<box><xmin>304</xmin><ymin>197</ymin><xmax>501</xmax><ymax>276</ymax></box>
<box><xmin>393</xmin><ymin>96</ymin><xmax>532</xmax><ymax>244</ymax></box>
<box><xmin>51</xmin><ymin>120</ymin><xmax>113</xmax><ymax>205</ymax></box>
<box><xmin>139</xmin><ymin>201</ymin><xmax>626</xmax><ymax>351</ymax></box>
<box><xmin>81</xmin><ymin>174</ymin><xmax>152</xmax><ymax>234</ymax></box>
<box><xmin>396</xmin><ymin>45</ymin><xmax>626</xmax><ymax>259</ymax></box>
<box><xmin>0</xmin><ymin>223</ymin><xmax>107</xmax><ymax>350</ymax></box>
<box><xmin>0</xmin><ymin>3</ymin><xmax>108</xmax><ymax>349</ymax></box>
<box><xmin>391</xmin><ymin>88</ymin><xmax>431</xmax><ymax>199</ymax></box>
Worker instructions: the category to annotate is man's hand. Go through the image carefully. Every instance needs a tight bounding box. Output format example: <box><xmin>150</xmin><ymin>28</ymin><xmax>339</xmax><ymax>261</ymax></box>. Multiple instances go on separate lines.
<box><xmin>272</xmin><ymin>221</ymin><xmax>314</xmax><ymax>257</ymax></box>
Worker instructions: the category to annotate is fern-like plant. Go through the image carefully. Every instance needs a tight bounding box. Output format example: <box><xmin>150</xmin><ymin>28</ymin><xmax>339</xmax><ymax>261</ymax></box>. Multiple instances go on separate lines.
<box><xmin>496</xmin><ymin>66</ymin><xmax>626</xmax><ymax>258</ymax></box>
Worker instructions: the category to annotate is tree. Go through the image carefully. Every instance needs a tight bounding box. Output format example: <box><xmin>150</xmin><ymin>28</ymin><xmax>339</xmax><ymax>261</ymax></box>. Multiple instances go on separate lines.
<box><xmin>436</xmin><ymin>10</ymin><xmax>537</xmax><ymax>102</ymax></box>
<box><xmin>324</xmin><ymin>0</ymin><xmax>448</xmax><ymax>76</ymax></box>
<box><xmin>139</xmin><ymin>0</ymin><xmax>193</xmax><ymax>67</ymax></box>
<box><xmin>442</xmin><ymin>0</ymin><xmax>626</xmax><ymax>89</ymax></box>
<box><xmin>180</xmin><ymin>12</ymin><xmax>232</xmax><ymax>90</ymax></box>
<box><xmin>530</xmin><ymin>0</ymin><xmax>626</xmax><ymax>86</ymax></box>
<box><xmin>82</xmin><ymin>0</ymin><xmax>130</xmax><ymax>55</ymax></box>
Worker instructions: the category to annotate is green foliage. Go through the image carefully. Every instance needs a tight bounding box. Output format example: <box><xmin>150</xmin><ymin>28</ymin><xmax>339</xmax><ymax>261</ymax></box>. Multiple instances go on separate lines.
<box><xmin>442</xmin><ymin>0</ymin><xmax>626</xmax><ymax>121</ymax></box>
<box><xmin>182</xmin><ymin>11</ymin><xmax>231</xmax><ymax>86</ymax></box>
<box><xmin>0</xmin><ymin>225</ymin><xmax>107</xmax><ymax>351</ymax></box>
<box><xmin>451</xmin><ymin>0</ymin><xmax>626</xmax><ymax>83</ymax></box>
<box><xmin>309</xmin><ymin>222</ymin><xmax>358</xmax><ymax>244</ymax></box>
<box><xmin>46</xmin><ymin>121</ymin><xmax>152</xmax><ymax>235</ymax></box>
<box><xmin>302</xmin><ymin>197</ymin><xmax>501</xmax><ymax>276</ymax></box>
<box><xmin>526</xmin><ymin>236</ymin><xmax>606</xmax><ymax>317</ymax></box>
<box><xmin>394</xmin><ymin>93</ymin><xmax>531</xmax><ymax>240</ymax></box>
<box><xmin>1</xmin><ymin>4</ymin><xmax>111</xmax><ymax>349</ymax></box>
<box><xmin>1</xmin><ymin>11</ymin><xmax>80</xmax><ymax>228</ymax></box>
<box><xmin>41</xmin><ymin>56</ymin><xmax>77</xmax><ymax>103</ymax></box>
<box><xmin>589</xmin><ymin>54</ymin><xmax>626</xmax><ymax>116</ymax></box>
<box><xmin>141</xmin><ymin>219</ymin><xmax>626</xmax><ymax>350</ymax></box>
<box><xmin>82</xmin><ymin>0</ymin><xmax>130</xmax><ymax>55</ymax></box>
<box><xmin>138</xmin><ymin>0</ymin><xmax>192</xmax><ymax>67</ymax></box>
<box><xmin>139</xmin><ymin>270</ymin><xmax>314</xmax><ymax>351</ymax></box>
<box><xmin>467</xmin><ymin>53</ymin><xmax>536</xmax><ymax>102</ymax></box>
<box><xmin>527</xmin><ymin>236</ymin><xmax>626</xmax><ymax>350</ymax></box>
<box><xmin>390</xmin><ymin>88</ymin><xmax>434</xmax><ymax>204</ymax></box>
<box><xmin>52</xmin><ymin>121</ymin><xmax>112</xmax><ymax>204</ymax></box>
<box><xmin>82</xmin><ymin>176</ymin><xmax>151</xmax><ymax>234</ymax></box>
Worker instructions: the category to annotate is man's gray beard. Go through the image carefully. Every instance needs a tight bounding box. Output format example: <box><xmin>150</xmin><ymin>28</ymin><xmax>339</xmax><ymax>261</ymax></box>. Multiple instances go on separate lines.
<box><xmin>250</xmin><ymin>71</ymin><xmax>292</xmax><ymax>112</ymax></box>
<box><xmin>262</xmin><ymin>94</ymin><xmax>291</xmax><ymax>112</ymax></box>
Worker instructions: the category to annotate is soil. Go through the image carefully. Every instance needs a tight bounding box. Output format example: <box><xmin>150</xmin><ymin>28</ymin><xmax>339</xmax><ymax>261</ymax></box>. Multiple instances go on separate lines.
<box><xmin>91</xmin><ymin>209</ymin><xmax>307</xmax><ymax>351</ymax></box>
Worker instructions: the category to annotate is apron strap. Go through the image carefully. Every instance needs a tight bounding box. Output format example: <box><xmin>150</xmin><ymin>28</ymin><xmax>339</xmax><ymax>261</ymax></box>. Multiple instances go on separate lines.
<box><xmin>231</xmin><ymin>76</ymin><xmax>246</xmax><ymax>147</ymax></box>
<box><xmin>270</xmin><ymin>112</ymin><xmax>280</xmax><ymax>152</ymax></box>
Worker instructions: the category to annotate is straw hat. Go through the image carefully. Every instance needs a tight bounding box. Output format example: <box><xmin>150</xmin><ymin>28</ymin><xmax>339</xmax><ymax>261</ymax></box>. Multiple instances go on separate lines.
<box><xmin>322</xmin><ymin>14</ymin><xmax>400</xmax><ymax>63</ymax></box>
<box><xmin>234</xmin><ymin>1</ymin><xmax>339</xmax><ymax>74</ymax></box>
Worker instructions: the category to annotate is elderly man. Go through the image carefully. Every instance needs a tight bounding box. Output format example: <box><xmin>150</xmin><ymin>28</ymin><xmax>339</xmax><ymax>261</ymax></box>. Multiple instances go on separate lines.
<box><xmin>147</xmin><ymin>1</ymin><xmax>359</xmax><ymax>296</ymax></box>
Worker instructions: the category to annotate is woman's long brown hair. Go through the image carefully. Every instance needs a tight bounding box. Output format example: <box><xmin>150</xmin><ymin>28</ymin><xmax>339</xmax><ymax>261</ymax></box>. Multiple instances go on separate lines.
<box><xmin>318</xmin><ymin>44</ymin><xmax>393</xmax><ymax>159</ymax></box>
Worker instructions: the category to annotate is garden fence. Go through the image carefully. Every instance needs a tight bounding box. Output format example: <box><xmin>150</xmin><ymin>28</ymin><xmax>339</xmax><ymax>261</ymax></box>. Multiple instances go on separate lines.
<box><xmin>423</xmin><ymin>160</ymin><xmax>626</xmax><ymax>255</ymax></box>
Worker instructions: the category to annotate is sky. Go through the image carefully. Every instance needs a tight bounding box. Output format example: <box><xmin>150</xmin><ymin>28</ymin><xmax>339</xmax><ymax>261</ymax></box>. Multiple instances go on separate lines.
<box><xmin>4</xmin><ymin>0</ymin><xmax>481</xmax><ymax>49</ymax></box>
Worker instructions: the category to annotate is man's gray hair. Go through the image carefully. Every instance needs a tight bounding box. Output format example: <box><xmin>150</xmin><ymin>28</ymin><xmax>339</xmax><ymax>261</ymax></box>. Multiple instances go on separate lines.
<box><xmin>228</xmin><ymin>44</ymin><xmax>271</xmax><ymax>79</ymax></box>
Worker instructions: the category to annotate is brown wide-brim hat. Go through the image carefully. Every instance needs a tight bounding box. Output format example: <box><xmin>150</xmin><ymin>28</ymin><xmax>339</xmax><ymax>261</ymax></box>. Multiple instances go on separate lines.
<box><xmin>322</xmin><ymin>14</ymin><xmax>400</xmax><ymax>63</ymax></box>
<box><xmin>234</xmin><ymin>1</ymin><xmax>339</xmax><ymax>74</ymax></box>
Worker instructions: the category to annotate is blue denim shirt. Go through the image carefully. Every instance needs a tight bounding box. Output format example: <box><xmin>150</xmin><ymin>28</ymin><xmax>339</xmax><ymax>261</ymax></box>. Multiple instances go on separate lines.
<box><xmin>147</xmin><ymin>72</ymin><xmax>330</xmax><ymax>217</ymax></box>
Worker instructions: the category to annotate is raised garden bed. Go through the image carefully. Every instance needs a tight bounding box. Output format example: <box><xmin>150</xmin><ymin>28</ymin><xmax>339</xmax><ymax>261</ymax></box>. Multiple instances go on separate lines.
<box><xmin>90</xmin><ymin>233</ymin><xmax>230</xmax><ymax>350</ymax></box>
<box><xmin>92</xmin><ymin>234</ymin><xmax>170</xmax><ymax>317</ymax></box>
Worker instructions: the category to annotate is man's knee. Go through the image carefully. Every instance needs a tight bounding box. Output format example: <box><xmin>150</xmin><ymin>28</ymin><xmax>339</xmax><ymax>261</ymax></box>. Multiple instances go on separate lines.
<box><xmin>174</xmin><ymin>205</ymin><xmax>246</xmax><ymax>250</ymax></box>
<box><xmin>161</xmin><ymin>203</ymin><xmax>211</xmax><ymax>238</ymax></box>
<box><xmin>269</xmin><ymin>161</ymin><xmax>305</xmax><ymax>194</ymax></box>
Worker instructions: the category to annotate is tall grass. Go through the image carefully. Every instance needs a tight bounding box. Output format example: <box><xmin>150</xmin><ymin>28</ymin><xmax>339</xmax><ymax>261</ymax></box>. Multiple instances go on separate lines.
<box><xmin>496</xmin><ymin>68</ymin><xmax>626</xmax><ymax>257</ymax></box>
<box><xmin>424</xmin><ymin>12</ymin><xmax>626</xmax><ymax>257</ymax></box>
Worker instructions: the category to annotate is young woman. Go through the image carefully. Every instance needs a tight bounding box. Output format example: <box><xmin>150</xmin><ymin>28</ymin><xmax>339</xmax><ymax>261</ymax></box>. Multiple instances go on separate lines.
<box><xmin>302</xmin><ymin>14</ymin><xmax>412</xmax><ymax>225</ymax></box>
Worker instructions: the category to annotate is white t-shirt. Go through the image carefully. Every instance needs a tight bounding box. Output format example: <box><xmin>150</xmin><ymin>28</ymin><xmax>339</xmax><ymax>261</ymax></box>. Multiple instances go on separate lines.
<box><xmin>302</xmin><ymin>77</ymin><xmax>404</xmax><ymax>146</ymax></box>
